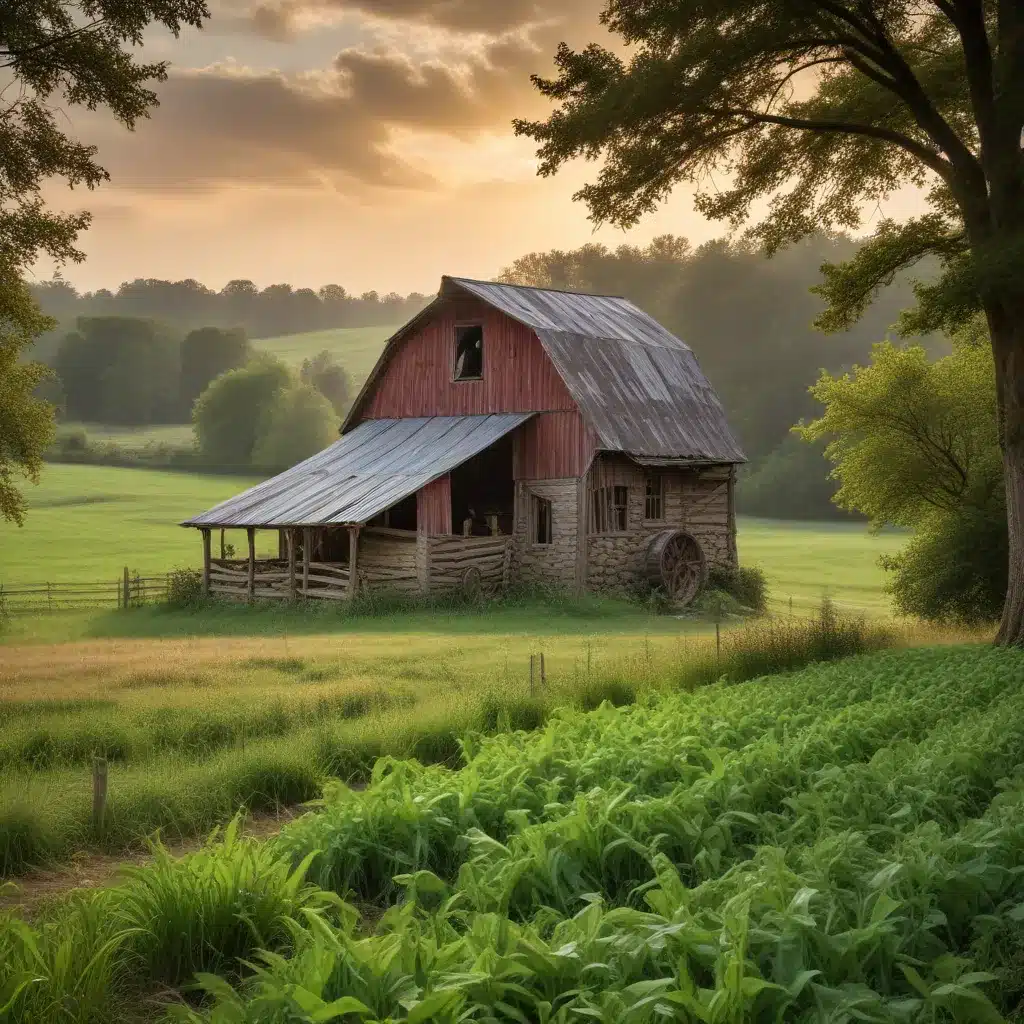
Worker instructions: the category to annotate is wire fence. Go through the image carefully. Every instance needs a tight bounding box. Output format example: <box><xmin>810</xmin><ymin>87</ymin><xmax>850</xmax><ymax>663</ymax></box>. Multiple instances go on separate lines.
<box><xmin>0</xmin><ymin>569</ymin><xmax>170</xmax><ymax>614</ymax></box>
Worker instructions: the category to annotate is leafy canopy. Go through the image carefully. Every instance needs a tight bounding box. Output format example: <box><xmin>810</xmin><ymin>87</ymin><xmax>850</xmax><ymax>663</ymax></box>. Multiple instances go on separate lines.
<box><xmin>514</xmin><ymin>1</ymin><xmax>1016</xmax><ymax>336</ymax></box>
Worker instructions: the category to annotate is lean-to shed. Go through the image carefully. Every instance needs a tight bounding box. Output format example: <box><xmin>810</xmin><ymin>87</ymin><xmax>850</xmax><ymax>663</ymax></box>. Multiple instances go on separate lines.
<box><xmin>183</xmin><ymin>276</ymin><xmax>744</xmax><ymax>603</ymax></box>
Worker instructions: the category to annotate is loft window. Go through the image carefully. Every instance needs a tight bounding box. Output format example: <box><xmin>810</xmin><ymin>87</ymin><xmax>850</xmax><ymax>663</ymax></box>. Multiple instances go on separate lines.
<box><xmin>531</xmin><ymin>494</ymin><xmax>553</xmax><ymax>545</ymax></box>
<box><xmin>592</xmin><ymin>485</ymin><xmax>629</xmax><ymax>533</ymax></box>
<box><xmin>454</xmin><ymin>324</ymin><xmax>483</xmax><ymax>380</ymax></box>
<box><xmin>644</xmin><ymin>474</ymin><xmax>664</xmax><ymax>520</ymax></box>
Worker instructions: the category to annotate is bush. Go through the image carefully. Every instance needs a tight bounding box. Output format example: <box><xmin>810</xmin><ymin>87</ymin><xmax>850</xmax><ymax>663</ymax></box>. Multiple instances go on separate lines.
<box><xmin>57</xmin><ymin>427</ymin><xmax>89</xmax><ymax>454</ymax></box>
<box><xmin>166</xmin><ymin>568</ymin><xmax>204</xmax><ymax>609</ymax></box>
<box><xmin>179</xmin><ymin>326</ymin><xmax>251</xmax><ymax>415</ymax></box>
<box><xmin>706</xmin><ymin>563</ymin><xmax>768</xmax><ymax>613</ymax></box>
<box><xmin>882</xmin><ymin>482</ymin><xmax>1007</xmax><ymax>624</ymax></box>
<box><xmin>251</xmin><ymin>382</ymin><xmax>336</xmax><ymax>470</ymax></box>
<box><xmin>300</xmin><ymin>350</ymin><xmax>351</xmax><ymax>418</ymax></box>
<box><xmin>193</xmin><ymin>356</ymin><xmax>291</xmax><ymax>465</ymax></box>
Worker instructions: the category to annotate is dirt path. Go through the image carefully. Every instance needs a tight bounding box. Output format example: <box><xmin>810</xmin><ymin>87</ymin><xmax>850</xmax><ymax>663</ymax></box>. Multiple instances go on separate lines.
<box><xmin>0</xmin><ymin>805</ymin><xmax>302</xmax><ymax>919</ymax></box>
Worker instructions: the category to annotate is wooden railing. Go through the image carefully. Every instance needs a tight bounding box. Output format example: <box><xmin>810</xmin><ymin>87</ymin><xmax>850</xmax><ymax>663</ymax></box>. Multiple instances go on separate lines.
<box><xmin>0</xmin><ymin>570</ymin><xmax>169</xmax><ymax>614</ymax></box>
<box><xmin>208</xmin><ymin>558</ymin><xmax>351</xmax><ymax>601</ymax></box>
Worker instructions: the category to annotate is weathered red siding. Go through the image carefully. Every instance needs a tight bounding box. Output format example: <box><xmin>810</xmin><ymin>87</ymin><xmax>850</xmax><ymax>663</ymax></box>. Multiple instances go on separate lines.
<box><xmin>361</xmin><ymin>299</ymin><xmax>577</xmax><ymax>418</ymax></box>
<box><xmin>515</xmin><ymin>411</ymin><xmax>596</xmax><ymax>480</ymax></box>
<box><xmin>417</xmin><ymin>474</ymin><xmax>451</xmax><ymax>535</ymax></box>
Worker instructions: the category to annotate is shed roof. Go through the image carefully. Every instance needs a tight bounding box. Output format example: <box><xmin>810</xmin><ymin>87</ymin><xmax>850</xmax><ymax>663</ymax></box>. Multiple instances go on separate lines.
<box><xmin>182</xmin><ymin>413</ymin><xmax>532</xmax><ymax>529</ymax></box>
<box><xmin>345</xmin><ymin>277</ymin><xmax>745</xmax><ymax>464</ymax></box>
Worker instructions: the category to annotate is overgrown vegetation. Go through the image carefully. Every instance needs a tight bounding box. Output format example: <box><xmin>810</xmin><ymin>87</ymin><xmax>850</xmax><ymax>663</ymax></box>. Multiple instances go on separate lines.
<box><xmin>0</xmin><ymin>603</ymin><xmax>892</xmax><ymax>877</ymax></box>
<box><xmin>1</xmin><ymin>643</ymin><xmax>1022</xmax><ymax>1021</ymax></box>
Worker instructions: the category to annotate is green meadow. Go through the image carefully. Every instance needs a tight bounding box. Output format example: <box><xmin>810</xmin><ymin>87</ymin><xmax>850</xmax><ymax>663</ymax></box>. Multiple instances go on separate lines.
<box><xmin>251</xmin><ymin>324</ymin><xmax>394</xmax><ymax>386</ymax></box>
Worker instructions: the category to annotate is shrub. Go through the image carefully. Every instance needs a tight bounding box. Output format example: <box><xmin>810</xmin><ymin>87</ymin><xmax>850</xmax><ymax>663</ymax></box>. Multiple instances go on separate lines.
<box><xmin>300</xmin><ymin>350</ymin><xmax>351</xmax><ymax>418</ymax></box>
<box><xmin>179</xmin><ymin>326</ymin><xmax>251</xmax><ymax>415</ymax></box>
<box><xmin>57</xmin><ymin>427</ymin><xmax>89</xmax><ymax>454</ymax></box>
<box><xmin>706</xmin><ymin>563</ymin><xmax>768</xmax><ymax>613</ymax></box>
<box><xmin>251</xmin><ymin>383</ymin><xmax>336</xmax><ymax>470</ymax></box>
<box><xmin>882</xmin><ymin>483</ymin><xmax>1007</xmax><ymax>624</ymax></box>
<box><xmin>166</xmin><ymin>568</ymin><xmax>204</xmax><ymax>609</ymax></box>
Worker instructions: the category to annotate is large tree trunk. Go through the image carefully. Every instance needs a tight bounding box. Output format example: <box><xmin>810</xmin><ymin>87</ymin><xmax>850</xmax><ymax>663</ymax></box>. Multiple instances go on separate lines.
<box><xmin>991</xmin><ymin>315</ymin><xmax>1024</xmax><ymax>646</ymax></box>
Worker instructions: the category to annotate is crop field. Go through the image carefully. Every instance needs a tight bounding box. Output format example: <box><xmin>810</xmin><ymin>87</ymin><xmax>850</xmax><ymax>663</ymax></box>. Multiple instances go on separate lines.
<box><xmin>2</xmin><ymin>642</ymin><xmax>1023</xmax><ymax>1021</ymax></box>
<box><xmin>1</xmin><ymin>464</ymin><xmax>904</xmax><ymax>614</ymax></box>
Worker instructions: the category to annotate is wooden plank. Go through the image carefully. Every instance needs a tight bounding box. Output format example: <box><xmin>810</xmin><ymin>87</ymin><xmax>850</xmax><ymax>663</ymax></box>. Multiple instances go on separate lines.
<box><xmin>363</xmin><ymin>527</ymin><xmax>418</xmax><ymax>542</ymax></box>
<box><xmin>201</xmin><ymin>528</ymin><xmax>211</xmax><ymax>598</ymax></box>
<box><xmin>287</xmin><ymin>529</ymin><xmax>297</xmax><ymax>602</ymax></box>
<box><xmin>348</xmin><ymin>527</ymin><xmax>359</xmax><ymax>598</ymax></box>
<box><xmin>247</xmin><ymin>528</ymin><xmax>256</xmax><ymax>604</ymax></box>
<box><xmin>303</xmin><ymin>527</ymin><xmax>311</xmax><ymax>598</ymax></box>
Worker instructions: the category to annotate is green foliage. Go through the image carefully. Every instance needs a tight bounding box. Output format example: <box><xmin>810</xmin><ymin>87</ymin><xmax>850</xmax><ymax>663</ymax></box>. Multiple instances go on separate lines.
<box><xmin>166</xmin><ymin>567</ymin><xmax>204</xmax><ymax>609</ymax></box>
<box><xmin>180</xmin><ymin>327</ymin><xmax>251</xmax><ymax>415</ymax></box>
<box><xmin>737</xmin><ymin>433</ymin><xmax>853</xmax><ymax>521</ymax></box>
<box><xmin>882</xmin><ymin>482</ymin><xmax>1008</xmax><ymax>624</ymax></box>
<box><xmin>54</xmin><ymin>317</ymin><xmax>181</xmax><ymax>425</ymax></box>
<box><xmin>0</xmin><ymin>277</ymin><xmax>57</xmax><ymax>526</ymax></box>
<box><xmin>801</xmin><ymin>336</ymin><xmax>1000</xmax><ymax>529</ymax></box>
<box><xmin>251</xmin><ymin>383</ymin><xmax>336</xmax><ymax>471</ymax></box>
<box><xmin>299</xmin><ymin>349</ymin><xmax>351</xmax><ymax>418</ymax></box>
<box><xmin>192</xmin><ymin>356</ymin><xmax>291</xmax><ymax>466</ymax></box>
<box><xmin>705</xmin><ymin>564</ymin><xmax>768</xmax><ymax>614</ymax></box>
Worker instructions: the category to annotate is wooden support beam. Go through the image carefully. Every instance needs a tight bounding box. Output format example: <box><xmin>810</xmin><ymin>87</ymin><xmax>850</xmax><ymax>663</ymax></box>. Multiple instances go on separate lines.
<box><xmin>219</xmin><ymin>528</ymin><xmax>226</xmax><ymax>560</ymax></box>
<box><xmin>287</xmin><ymin>528</ymin><xmax>297</xmax><ymax>602</ymax></box>
<box><xmin>247</xmin><ymin>527</ymin><xmax>256</xmax><ymax>603</ymax></box>
<box><xmin>727</xmin><ymin>465</ymin><xmax>738</xmax><ymax>567</ymax></box>
<box><xmin>302</xmin><ymin>527</ymin><xmax>311</xmax><ymax>597</ymax></box>
<box><xmin>201</xmin><ymin>528</ymin><xmax>211</xmax><ymax>598</ymax></box>
<box><xmin>348</xmin><ymin>526</ymin><xmax>360</xmax><ymax>599</ymax></box>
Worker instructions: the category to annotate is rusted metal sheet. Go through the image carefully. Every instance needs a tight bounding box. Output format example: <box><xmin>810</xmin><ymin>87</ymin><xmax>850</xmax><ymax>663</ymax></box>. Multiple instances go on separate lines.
<box><xmin>416</xmin><ymin>474</ymin><xmax>451</xmax><ymax>534</ymax></box>
<box><xmin>181</xmin><ymin>413</ymin><xmax>533</xmax><ymax>529</ymax></box>
<box><xmin>442</xmin><ymin>278</ymin><xmax>745</xmax><ymax>464</ymax></box>
<box><xmin>514</xmin><ymin>410</ymin><xmax>596</xmax><ymax>480</ymax></box>
<box><xmin>359</xmin><ymin>300</ymin><xmax>576</xmax><ymax>419</ymax></box>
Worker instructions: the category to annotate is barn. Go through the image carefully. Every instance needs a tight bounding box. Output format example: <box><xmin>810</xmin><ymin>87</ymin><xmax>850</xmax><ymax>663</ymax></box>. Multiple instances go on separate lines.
<box><xmin>182</xmin><ymin>276</ymin><xmax>745</xmax><ymax>603</ymax></box>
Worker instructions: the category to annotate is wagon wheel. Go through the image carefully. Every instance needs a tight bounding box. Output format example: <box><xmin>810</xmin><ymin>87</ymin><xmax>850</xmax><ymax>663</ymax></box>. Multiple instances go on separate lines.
<box><xmin>461</xmin><ymin>566</ymin><xmax>483</xmax><ymax>597</ymax></box>
<box><xmin>644</xmin><ymin>530</ymin><xmax>707</xmax><ymax>606</ymax></box>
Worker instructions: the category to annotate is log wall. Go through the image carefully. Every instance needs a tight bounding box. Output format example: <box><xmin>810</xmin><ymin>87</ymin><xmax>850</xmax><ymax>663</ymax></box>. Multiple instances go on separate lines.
<box><xmin>357</xmin><ymin>528</ymin><xmax>420</xmax><ymax>593</ymax></box>
<box><xmin>208</xmin><ymin>558</ymin><xmax>350</xmax><ymax>601</ymax></box>
<box><xmin>425</xmin><ymin>534</ymin><xmax>512</xmax><ymax>593</ymax></box>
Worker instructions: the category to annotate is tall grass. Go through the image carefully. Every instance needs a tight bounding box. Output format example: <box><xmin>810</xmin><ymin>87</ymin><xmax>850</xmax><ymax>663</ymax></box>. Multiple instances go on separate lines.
<box><xmin>0</xmin><ymin>603</ymin><xmax>898</xmax><ymax>877</ymax></box>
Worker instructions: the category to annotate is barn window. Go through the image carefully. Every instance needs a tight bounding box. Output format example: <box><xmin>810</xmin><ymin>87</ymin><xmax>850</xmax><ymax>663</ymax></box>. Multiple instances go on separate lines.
<box><xmin>644</xmin><ymin>474</ymin><xmax>664</xmax><ymax>520</ymax></box>
<box><xmin>454</xmin><ymin>324</ymin><xmax>483</xmax><ymax>380</ymax></box>
<box><xmin>592</xmin><ymin>485</ymin><xmax>629</xmax><ymax>533</ymax></box>
<box><xmin>531</xmin><ymin>494</ymin><xmax>553</xmax><ymax>544</ymax></box>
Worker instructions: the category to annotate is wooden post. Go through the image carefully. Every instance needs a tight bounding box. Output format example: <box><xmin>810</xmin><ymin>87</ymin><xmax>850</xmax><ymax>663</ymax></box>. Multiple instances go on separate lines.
<box><xmin>462</xmin><ymin>517</ymin><xmax>472</xmax><ymax>537</ymax></box>
<box><xmin>540</xmin><ymin>652</ymin><xmax>546</xmax><ymax>688</ymax></box>
<box><xmin>487</xmin><ymin>514</ymin><xmax>499</xmax><ymax>536</ymax></box>
<box><xmin>287</xmin><ymin>528</ymin><xmax>297</xmax><ymax>602</ymax></box>
<box><xmin>220</xmin><ymin>528</ymin><xmax>226</xmax><ymax>560</ymax></box>
<box><xmin>247</xmin><ymin>527</ymin><xmax>256</xmax><ymax>603</ymax></box>
<box><xmin>92</xmin><ymin>757</ymin><xmax>108</xmax><ymax>832</ymax></box>
<box><xmin>716</xmin><ymin>621</ymin><xmax>721</xmax><ymax>672</ymax></box>
<box><xmin>302</xmin><ymin>527</ymin><xmax>311</xmax><ymax>598</ymax></box>
<box><xmin>122</xmin><ymin>567</ymin><xmax>129</xmax><ymax>610</ymax></box>
<box><xmin>348</xmin><ymin>526</ymin><xmax>359</xmax><ymax>599</ymax></box>
<box><xmin>529</xmin><ymin>654</ymin><xmax>535</xmax><ymax>696</ymax></box>
<box><xmin>47</xmin><ymin>581</ymin><xmax>53</xmax><ymax>613</ymax></box>
<box><xmin>201</xmin><ymin>528</ymin><xmax>211</xmax><ymax>598</ymax></box>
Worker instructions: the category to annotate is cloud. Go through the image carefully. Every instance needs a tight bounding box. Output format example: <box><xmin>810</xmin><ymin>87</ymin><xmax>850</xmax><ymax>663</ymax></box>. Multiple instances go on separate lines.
<box><xmin>86</xmin><ymin>64</ymin><xmax>434</xmax><ymax>193</ymax></box>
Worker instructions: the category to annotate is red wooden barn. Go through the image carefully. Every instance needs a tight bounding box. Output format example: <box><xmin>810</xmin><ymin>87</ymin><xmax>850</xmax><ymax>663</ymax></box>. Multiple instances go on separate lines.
<box><xmin>183</xmin><ymin>276</ymin><xmax>745</xmax><ymax>603</ymax></box>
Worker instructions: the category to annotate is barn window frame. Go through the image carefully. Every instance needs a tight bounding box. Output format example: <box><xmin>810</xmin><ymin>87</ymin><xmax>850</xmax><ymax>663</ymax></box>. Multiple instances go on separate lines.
<box><xmin>591</xmin><ymin>485</ymin><xmax>629</xmax><ymax>534</ymax></box>
<box><xmin>644</xmin><ymin>473</ymin><xmax>664</xmax><ymax>521</ymax></box>
<box><xmin>529</xmin><ymin>492</ymin><xmax>553</xmax><ymax>546</ymax></box>
<box><xmin>453</xmin><ymin>322</ymin><xmax>484</xmax><ymax>381</ymax></box>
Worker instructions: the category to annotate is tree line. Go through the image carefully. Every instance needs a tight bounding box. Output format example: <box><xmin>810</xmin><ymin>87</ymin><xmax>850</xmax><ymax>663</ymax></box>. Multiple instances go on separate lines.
<box><xmin>28</xmin><ymin>277</ymin><xmax>431</xmax><ymax>358</ymax></box>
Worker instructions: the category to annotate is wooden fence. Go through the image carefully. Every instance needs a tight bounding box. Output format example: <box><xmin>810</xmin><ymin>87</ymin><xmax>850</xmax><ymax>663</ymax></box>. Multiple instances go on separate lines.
<box><xmin>0</xmin><ymin>569</ymin><xmax>169</xmax><ymax>614</ymax></box>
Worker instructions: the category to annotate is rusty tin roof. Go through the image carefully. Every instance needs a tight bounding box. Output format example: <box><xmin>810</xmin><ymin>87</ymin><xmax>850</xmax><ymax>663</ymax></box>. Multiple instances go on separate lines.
<box><xmin>182</xmin><ymin>413</ymin><xmax>533</xmax><ymax>528</ymax></box>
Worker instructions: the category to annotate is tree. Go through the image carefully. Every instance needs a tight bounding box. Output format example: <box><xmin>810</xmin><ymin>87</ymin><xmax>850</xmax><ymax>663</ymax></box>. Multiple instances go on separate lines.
<box><xmin>192</xmin><ymin>356</ymin><xmax>291</xmax><ymax>466</ymax></box>
<box><xmin>299</xmin><ymin>350</ymin><xmax>351</xmax><ymax>418</ymax></box>
<box><xmin>251</xmin><ymin>384</ymin><xmax>336</xmax><ymax>471</ymax></box>
<box><xmin>516</xmin><ymin>2</ymin><xmax>1024</xmax><ymax>644</ymax></box>
<box><xmin>0</xmin><ymin>279</ymin><xmax>57</xmax><ymax>525</ymax></box>
<box><xmin>54</xmin><ymin>316</ymin><xmax>180</xmax><ymax>424</ymax></box>
<box><xmin>179</xmin><ymin>326</ymin><xmax>251</xmax><ymax>415</ymax></box>
<box><xmin>801</xmin><ymin>324</ymin><xmax>1004</xmax><ymax>621</ymax></box>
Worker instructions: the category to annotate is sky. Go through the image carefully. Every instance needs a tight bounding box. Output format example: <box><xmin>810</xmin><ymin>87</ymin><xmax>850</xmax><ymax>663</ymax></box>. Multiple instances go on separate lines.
<box><xmin>41</xmin><ymin>0</ymin><xmax>928</xmax><ymax>296</ymax></box>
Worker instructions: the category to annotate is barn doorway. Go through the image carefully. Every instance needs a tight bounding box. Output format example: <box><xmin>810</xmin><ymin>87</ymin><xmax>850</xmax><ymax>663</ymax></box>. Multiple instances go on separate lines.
<box><xmin>449</xmin><ymin>433</ymin><xmax>514</xmax><ymax>536</ymax></box>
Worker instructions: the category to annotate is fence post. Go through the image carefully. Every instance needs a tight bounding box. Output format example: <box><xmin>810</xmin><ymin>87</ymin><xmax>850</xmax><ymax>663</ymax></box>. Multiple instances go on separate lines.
<box><xmin>540</xmin><ymin>652</ymin><xmax>546</xmax><ymax>689</ymax></box>
<box><xmin>92</xmin><ymin>757</ymin><xmax>108</xmax><ymax>833</ymax></box>
<box><xmin>715</xmin><ymin>622</ymin><xmax>721</xmax><ymax>673</ymax></box>
<box><xmin>134</xmin><ymin>570</ymin><xmax>140</xmax><ymax>606</ymax></box>
<box><xmin>529</xmin><ymin>654</ymin><xmax>535</xmax><ymax>696</ymax></box>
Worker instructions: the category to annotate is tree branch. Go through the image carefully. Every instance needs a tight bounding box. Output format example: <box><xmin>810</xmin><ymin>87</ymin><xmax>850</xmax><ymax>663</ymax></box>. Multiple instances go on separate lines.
<box><xmin>0</xmin><ymin>19</ymin><xmax>107</xmax><ymax>68</ymax></box>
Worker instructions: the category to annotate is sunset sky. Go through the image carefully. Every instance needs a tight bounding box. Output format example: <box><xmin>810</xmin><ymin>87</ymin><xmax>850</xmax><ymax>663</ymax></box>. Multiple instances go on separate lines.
<box><xmin>45</xmin><ymin>0</ymin><xmax>929</xmax><ymax>296</ymax></box>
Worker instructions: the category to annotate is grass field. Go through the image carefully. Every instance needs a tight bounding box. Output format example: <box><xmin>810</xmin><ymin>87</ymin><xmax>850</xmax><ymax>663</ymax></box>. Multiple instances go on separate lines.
<box><xmin>57</xmin><ymin>423</ymin><xmax>198</xmax><ymax>449</ymax></box>
<box><xmin>1</xmin><ymin>464</ymin><xmax>905</xmax><ymax>615</ymax></box>
<box><xmin>3</xmin><ymin>642</ymin><xmax>1023</xmax><ymax>1022</ymax></box>
<box><xmin>251</xmin><ymin>324</ymin><xmax>394</xmax><ymax>386</ymax></box>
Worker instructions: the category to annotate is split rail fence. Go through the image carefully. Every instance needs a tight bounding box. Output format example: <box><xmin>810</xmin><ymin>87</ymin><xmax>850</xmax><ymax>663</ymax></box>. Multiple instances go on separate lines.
<box><xmin>0</xmin><ymin>569</ymin><xmax>169</xmax><ymax>614</ymax></box>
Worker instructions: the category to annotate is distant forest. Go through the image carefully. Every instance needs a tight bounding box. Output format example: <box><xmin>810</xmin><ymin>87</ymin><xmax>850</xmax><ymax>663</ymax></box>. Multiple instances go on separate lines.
<box><xmin>28</xmin><ymin>277</ymin><xmax>432</xmax><ymax>362</ymax></box>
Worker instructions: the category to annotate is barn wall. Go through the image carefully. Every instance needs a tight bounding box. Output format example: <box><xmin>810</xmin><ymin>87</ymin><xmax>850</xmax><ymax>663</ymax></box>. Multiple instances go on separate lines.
<box><xmin>510</xmin><ymin>477</ymin><xmax>580</xmax><ymax>589</ymax></box>
<box><xmin>585</xmin><ymin>454</ymin><xmax>735</xmax><ymax>595</ymax></box>
<box><xmin>417</xmin><ymin>474</ymin><xmax>451</xmax><ymax>535</ymax></box>
<box><xmin>359</xmin><ymin>299</ymin><xmax>578</xmax><ymax>418</ymax></box>
<box><xmin>358</xmin><ymin>528</ymin><xmax>420</xmax><ymax>593</ymax></box>
<box><xmin>514</xmin><ymin>412</ymin><xmax>595</xmax><ymax>481</ymax></box>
